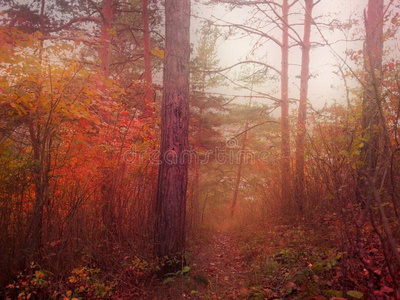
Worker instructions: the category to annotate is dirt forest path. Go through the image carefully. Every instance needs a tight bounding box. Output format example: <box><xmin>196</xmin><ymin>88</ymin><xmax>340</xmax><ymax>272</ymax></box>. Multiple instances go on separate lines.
<box><xmin>194</xmin><ymin>230</ymin><xmax>251</xmax><ymax>299</ymax></box>
<box><xmin>149</xmin><ymin>228</ymin><xmax>252</xmax><ymax>299</ymax></box>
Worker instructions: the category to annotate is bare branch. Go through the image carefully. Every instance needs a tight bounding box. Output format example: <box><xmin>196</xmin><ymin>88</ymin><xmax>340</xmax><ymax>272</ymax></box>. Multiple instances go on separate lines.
<box><xmin>202</xmin><ymin>60</ymin><xmax>281</xmax><ymax>76</ymax></box>
<box><xmin>212</xmin><ymin>16</ymin><xmax>283</xmax><ymax>47</ymax></box>
<box><xmin>213</xmin><ymin>0</ymin><xmax>282</xmax><ymax>8</ymax></box>
<box><xmin>314</xmin><ymin>0</ymin><xmax>322</xmax><ymax>6</ymax></box>
<box><xmin>48</xmin><ymin>17</ymin><xmax>101</xmax><ymax>32</ymax></box>
<box><xmin>217</xmin><ymin>71</ymin><xmax>282</xmax><ymax>103</ymax></box>
<box><xmin>87</xmin><ymin>0</ymin><xmax>103</xmax><ymax>16</ymax></box>
<box><xmin>39</xmin><ymin>35</ymin><xmax>100</xmax><ymax>46</ymax></box>
<box><xmin>233</xmin><ymin>120</ymin><xmax>279</xmax><ymax>139</ymax></box>
<box><xmin>265</xmin><ymin>2</ymin><xmax>303</xmax><ymax>45</ymax></box>
<box><xmin>289</xmin><ymin>0</ymin><xmax>300</xmax><ymax>8</ymax></box>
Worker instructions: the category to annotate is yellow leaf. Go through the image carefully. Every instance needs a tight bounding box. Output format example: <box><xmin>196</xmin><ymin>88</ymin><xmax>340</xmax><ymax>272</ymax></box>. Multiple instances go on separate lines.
<box><xmin>69</xmin><ymin>277</ymin><xmax>76</xmax><ymax>283</ymax></box>
<box><xmin>17</xmin><ymin>292</ymin><xmax>25</xmax><ymax>299</ymax></box>
<box><xmin>151</xmin><ymin>47</ymin><xmax>164</xmax><ymax>59</ymax></box>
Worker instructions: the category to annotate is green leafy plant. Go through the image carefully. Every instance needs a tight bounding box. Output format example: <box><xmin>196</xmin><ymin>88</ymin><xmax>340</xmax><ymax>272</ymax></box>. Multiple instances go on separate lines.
<box><xmin>163</xmin><ymin>265</ymin><xmax>191</xmax><ymax>284</ymax></box>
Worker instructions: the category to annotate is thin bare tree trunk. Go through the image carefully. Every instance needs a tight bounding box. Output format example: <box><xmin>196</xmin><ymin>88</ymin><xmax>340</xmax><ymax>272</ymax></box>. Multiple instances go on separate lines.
<box><xmin>231</xmin><ymin>128</ymin><xmax>248</xmax><ymax>218</ymax></box>
<box><xmin>295</xmin><ymin>0</ymin><xmax>313</xmax><ymax>213</ymax></box>
<box><xmin>362</xmin><ymin>0</ymin><xmax>400</xmax><ymax>268</ymax></box>
<box><xmin>99</xmin><ymin>0</ymin><xmax>114</xmax><ymax>76</ymax></box>
<box><xmin>98</xmin><ymin>0</ymin><xmax>116</xmax><ymax>242</ymax></box>
<box><xmin>358</xmin><ymin>0</ymin><xmax>383</xmax><ymax>206</ymax></box>
<box><xmin>142</xmin><ymin>0</ymin><xmax>153</xmax><ymax>117</ymax></box>
<box><xmin>192</xmin><ymin>164</ymin><xmax>201</xmax><ymax>226</ymax></box>
<box><xmin>361</xmin><ymin>0</ymin><xmax>383</xmax><ymax>175</ymax></box>
<box><xmin>28</xmin><ymin>0</ymin><xmax>48</xmax><ymax>263</ymax></box>
<box><xmin>231</xmin><ymin>77</ymin><xmax>254</xmax><ymax>217</ymax></box>
<box><xmin>28</xmin><ymin>121</ymin><xmax>45</xmax><ymax>261</ymax></box>
<box><xmin>281</xmin><ymin>0</ymin><xmax>291</xmax><ymax>206</ymax></box>
<box><xmin>192</xmin><ymin>75</ymin><xmax>207</xmax><ymax>226</ymax></box>
<box><xmin>356</xmin><ymin>0</ymin><xmax>400</xmax><ymax>292</ymax></box>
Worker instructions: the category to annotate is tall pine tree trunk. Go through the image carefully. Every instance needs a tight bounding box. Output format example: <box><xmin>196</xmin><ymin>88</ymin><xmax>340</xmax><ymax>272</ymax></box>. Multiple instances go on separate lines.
<box><xmin>295</xmin><ymin>0</ymin><xmax>313</xmax><ymax>213</ymax></box>
<box><xmin>155</xmin><ymin>0</ymin><xmax>191</xmax><ymax>273</ymax></box>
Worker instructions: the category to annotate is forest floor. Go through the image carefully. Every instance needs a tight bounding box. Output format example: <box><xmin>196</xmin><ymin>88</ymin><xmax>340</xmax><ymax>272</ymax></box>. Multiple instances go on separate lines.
<box><xmin>4</xmin><ymin>218</ymin><xmax>393</xmax><ymax>299</ymax></box>
<box><xmin>140</xmin><ymin>219</ymin><xmax>366</xmax><ymax>300</ymax></box>
<box><xmin>146</xmin><ymin>227</ymin><xmax>252</xmax><ymax>299</ymax></box>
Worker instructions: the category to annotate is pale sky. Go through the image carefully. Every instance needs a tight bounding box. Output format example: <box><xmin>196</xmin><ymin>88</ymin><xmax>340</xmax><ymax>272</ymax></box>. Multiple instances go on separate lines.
<box><xmin>191</xmin><ymin>0</ymin><xmax>398</xmax><ymax>114</ymax></box>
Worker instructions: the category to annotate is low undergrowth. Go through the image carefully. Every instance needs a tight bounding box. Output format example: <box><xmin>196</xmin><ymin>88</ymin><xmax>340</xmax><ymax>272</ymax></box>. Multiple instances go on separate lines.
<box><xmin>235</xmin><ymin>219</ymin><xmax>397</xmax><ymax>300</ymax></box>
<box><xmin>3</xmin><ymin>255</ymin><xmax>157</xmax><ymax>299</ymax></box>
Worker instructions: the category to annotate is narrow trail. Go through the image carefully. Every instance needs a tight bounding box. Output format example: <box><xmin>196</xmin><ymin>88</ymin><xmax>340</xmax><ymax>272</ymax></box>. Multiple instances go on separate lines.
<box><xmin>149</xmin><ymin>228</ymin><xmax>252</xmax><ymax>299</ymax></box>
<box><xmin>194</xmin><ymin>230</ymin><xmax>251</xmax><ymax>299</ymax></box>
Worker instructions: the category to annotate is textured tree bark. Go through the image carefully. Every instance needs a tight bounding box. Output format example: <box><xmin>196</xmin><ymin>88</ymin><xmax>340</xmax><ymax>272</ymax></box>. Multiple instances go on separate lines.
<box><xmin>142</xmin><ymin>0</ymin><xmax>153</xmax><ymax>117</ymax></box>
<box><xmin>155</xmin><ymin>0</ymin><xmax>191</xmax><ymax>273</ymax></box>
<box><xmin>99</xmin><ymin>0</ymin><xmax>114</xmax><ymax>76</ymax></box>
<box><xmin>281</xmin><ymin>0</ymin><xmax>291</xmax><ymax>206</ymax></box>
<box><xmin>295</xmin><ymin>0</ymin><xmax>313</xmax><ymax>213</ymax></box>
<box><xmin>360</xmin><ymin>0</ymin><xmax>383</xmax><ymax>176</ymax></box>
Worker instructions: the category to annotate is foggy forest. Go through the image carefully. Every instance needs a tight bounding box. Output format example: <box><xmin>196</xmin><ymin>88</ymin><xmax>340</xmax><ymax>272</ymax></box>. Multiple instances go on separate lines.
<box><xmin>0</xmin><ymin>0</ymin><xmax>400</xmax><ymax>299</ymax></box>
